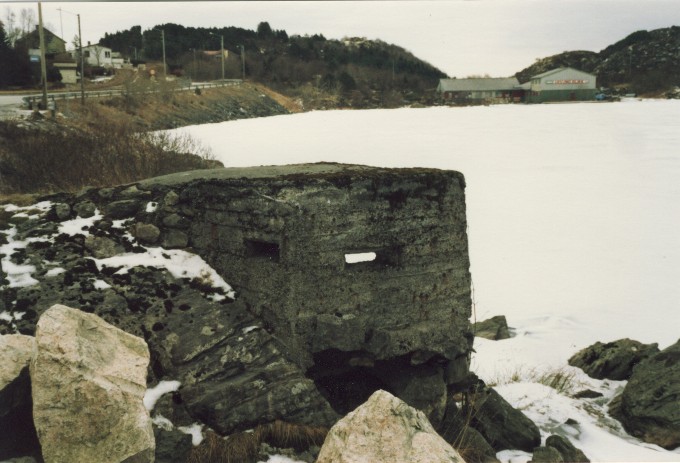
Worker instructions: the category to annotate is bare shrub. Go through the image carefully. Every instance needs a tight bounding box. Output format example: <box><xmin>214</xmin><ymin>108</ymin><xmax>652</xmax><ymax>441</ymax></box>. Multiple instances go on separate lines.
<box><xmin>0</xmin><ymin>119</ymin><xmax>218</xmax><ymax>194</ymax></box>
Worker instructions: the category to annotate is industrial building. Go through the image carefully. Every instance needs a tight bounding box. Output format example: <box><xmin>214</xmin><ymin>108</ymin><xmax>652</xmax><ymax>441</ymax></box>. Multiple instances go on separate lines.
<box><xmin>437</xmin><ymin>67</ymin><xmax>598</xmax><ymax>105</ymax></box>
<box><xmin>523</xmin><ymin>67</ymin><xmax>598</xmax><ymax>103</ymax></box>
<box><xmin>436</xmin><ymin>77</ymin><xmax>522</xmax><ymax>105</ymax></box>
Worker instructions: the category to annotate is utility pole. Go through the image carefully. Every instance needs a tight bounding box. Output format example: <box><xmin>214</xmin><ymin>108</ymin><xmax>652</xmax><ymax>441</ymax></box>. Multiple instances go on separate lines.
<box><xmin>78</xmin><ymin>13</ymin><xmax>84</xmax><ymax>104</ymax></box>
<box><xmin>240</xmin><ymin>44</ymin><xmax>245</xmax><ymax>81</ymax></box>
<box><xmin>161</xmin><ymin>29</ymin><xmax>167</xmax><ymax>78</ymax></box>
<box><xmin>57</xmin><ymin>7</ymin><xmax>64</xmax><ymax>40</ymax></box>
<box><xmin>37</xmin><ymin>2</ymin><xmax>48</xmax><ymax>110</ymax></box>
<box><xmin>220</xmin><ymin>35</ymin><xmax>225</xmax><ymax>81</ymax></box>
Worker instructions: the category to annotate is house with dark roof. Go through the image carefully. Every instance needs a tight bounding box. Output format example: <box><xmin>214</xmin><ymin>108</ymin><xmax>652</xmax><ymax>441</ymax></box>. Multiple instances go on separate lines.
<box><xmin>437</xmin><ymin>77</ymin><xmax>523</xmax><ymax>105</ymax></box>
<box><xmin>15</xmin><ymin>26</ymin><xmax>78</xmax><ymax>84</ymax></box>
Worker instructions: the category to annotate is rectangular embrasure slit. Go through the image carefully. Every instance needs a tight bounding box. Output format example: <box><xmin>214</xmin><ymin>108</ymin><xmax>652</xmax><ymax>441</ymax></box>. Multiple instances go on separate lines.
<box><xmin>245</xmin><ymin>239</ymin><xmax>280</xmax><ymax>261</ymax></box>
<box><xmin>345</xmin><ymin>252</ymin><xmax>377</xmax><ymax>264</ymax></box>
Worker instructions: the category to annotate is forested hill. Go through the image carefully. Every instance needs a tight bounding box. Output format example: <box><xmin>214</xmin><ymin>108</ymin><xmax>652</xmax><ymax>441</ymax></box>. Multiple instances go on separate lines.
<box><xmin>515</xmin><ymin>26</ymin><xmax>680</xmax><ymax>95</ymax></box>
<box><xmin>100</xmin><ymin>22</ymin><xmax>447</xmax><ymax>108</ymax></box>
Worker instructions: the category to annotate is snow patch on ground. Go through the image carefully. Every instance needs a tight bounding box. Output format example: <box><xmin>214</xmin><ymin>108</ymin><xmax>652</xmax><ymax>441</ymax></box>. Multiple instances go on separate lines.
<box><xmin>58</xmin><ymin>209</ymin><xmax>103</xmax><ymax>236</ymax></box>
<box><xmin>0</xmin><ymin>227</ymin><xmax>49</xmax><ymax>288</ymax></box>
<box><xmin>257</xmin><ymin>456</ymin><xmax>307</xmax><ymax>463</ymax></box>
<box><xmin>92</xmin><ymin>247</ymin><xmax>235</xmax><ymax>299</ymax></box>
<box><xmin>144</xmin><ymin>380</ymin><xmax>181</xmax><ymax>411</ymax></box>
<box><xmin>178</xmin><ymin>423</ymin><xmax>205</xmax><ymax>446</ymax></box>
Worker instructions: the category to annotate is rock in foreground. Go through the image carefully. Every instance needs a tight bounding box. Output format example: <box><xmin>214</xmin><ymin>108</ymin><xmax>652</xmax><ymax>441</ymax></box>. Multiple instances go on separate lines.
<box><xmin>30</xmin><ymin>304</ymin><xmax>154</xmax><ymax>463</ymax></box>
<box><xmin>317</xmin><ymin>389</ymin><xmax>465</xmax><ymax>463</ymax></box>
<box><xmin>610</xmin><ymin>339</ymin><xmax>680</xmax><ymax>449</ymax></box>
<box><xmin>0</xmin><ymin>334</ymin><xmax>39</xmax><ymax>460</ymax></box>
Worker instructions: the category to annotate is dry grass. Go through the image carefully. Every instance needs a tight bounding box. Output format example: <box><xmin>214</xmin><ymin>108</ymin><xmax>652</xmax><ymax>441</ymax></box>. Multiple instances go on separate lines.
<box><xmin>186</xmin><ymin>420</ymin><xmax>328</xmax><ymax>463</ymax></box>
<box><xmin>486</xmin><ymin>366</ymin><xmax>582</xmax><ymax>395</ymax></box>
<box><xmin>0</xmin><ymin>114</ymin><xmax>216</xmax><ymax>195</ymax></box>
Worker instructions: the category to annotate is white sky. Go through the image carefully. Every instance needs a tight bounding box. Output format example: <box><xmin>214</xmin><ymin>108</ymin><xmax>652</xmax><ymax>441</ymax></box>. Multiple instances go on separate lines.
<box><xmin>2</xmin><ymin>1</ymin><xmax>680</xmax><ymax>77</ymax></box>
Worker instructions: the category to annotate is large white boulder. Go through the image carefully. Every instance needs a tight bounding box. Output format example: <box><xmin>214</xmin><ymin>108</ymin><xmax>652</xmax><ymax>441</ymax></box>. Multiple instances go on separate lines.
<box><xmin>0</xmin><ymin>334</ymin><xmax>34</xmax><ymax>390</ymax></box>
<box><xmin>0</xmin><ymin>334</ymin><xmax>39</xmax><ymax>460</ymax></box>
<box><xmin>30</xmin><ymin>304</ymin><xmax>154</xmax><ymax>463</ymax></box>
<box><xmin>317</xmin><ymin>389</ymin><xmax>466</xmax><ymax>463</ymax></box>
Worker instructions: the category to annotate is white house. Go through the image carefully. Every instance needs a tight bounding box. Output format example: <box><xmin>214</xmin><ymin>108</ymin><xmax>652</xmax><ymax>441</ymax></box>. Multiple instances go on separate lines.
<box><xmin>81</xmin><ymin>43</ymin><xmax>113</xmax><ymax>67</ymax></box>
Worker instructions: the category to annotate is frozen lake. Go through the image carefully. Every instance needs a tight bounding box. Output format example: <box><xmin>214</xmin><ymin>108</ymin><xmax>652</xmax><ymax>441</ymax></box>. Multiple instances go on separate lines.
<box><xmin>173</xmin><ymin>99</ymin><xmax>680</xmax><ymax>349</ymax></box>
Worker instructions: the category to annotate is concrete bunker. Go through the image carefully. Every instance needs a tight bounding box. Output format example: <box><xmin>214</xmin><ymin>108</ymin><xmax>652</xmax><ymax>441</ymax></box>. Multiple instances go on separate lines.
<box><xmin>140</xmin><ymin>162</ymin><xmax>474</xmax><ymax>423</ymax></box>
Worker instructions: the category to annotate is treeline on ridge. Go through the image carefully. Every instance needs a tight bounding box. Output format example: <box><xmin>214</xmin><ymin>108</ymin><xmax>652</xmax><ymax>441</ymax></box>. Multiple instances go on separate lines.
<box><xmin>100</xmin><ymin>22</ymin><xmax>447</xmax><ymax>108</ymax></box>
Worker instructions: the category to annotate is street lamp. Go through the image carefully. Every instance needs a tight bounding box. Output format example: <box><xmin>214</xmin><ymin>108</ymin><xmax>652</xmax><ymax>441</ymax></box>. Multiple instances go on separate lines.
<box><xmin>240</xmin><ymin>44</ymin><xmax>245</xmax><ymax>81</ymax></box>
<box><xmin>209</xmin><ymin>32</ymin><xmax>225</xmax><ymax>81</ymax></box>
<box><xmin>55</xmin><ymin>7</ymin><xmax>85</xmax><ymax>104</ymax></box>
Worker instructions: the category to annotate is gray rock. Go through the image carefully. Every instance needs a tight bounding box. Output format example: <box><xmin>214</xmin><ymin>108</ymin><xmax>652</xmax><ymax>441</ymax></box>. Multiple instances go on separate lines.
<box><xmin>162</xmin><ymin>229</ymin><xmax>189</xmax><ymax>248</ymax></box>
<box><xmin>134</xmin><ymin>222</ymin><xmax>161</xmax><ymax>244</ymax></box>
<box><xmin>153</xmin><ymin>426</ymin><xmax>193</xmax><ymax>463</ymax></box>
<box><xmin>84</xmin><ymin>235</ymin><xmax>125</xmax><ymax>259</ymax></box>
<box><xmin>378</xmin><ymin>362</ymin><xmax>448</xmax><ymax>427</ymax></box>
<box><xmin>546</xmin><ymin>435</ymin><xmax>589</xmax><ymax>462</ymax></box>
<box><xmin>162</xmin><ymin>213</ymin><xmax>189</xmax><ymax>228</ymax></box>
<box><xmin>163</xmin><ymin>190</ymin><xmax>180</xmax><ymax>207</ymax></box>
<box><xmin>317</xmin><ymin>390</ymin><xmax>465</xmax><ymax>463</ymax></box>
<box><xmin>98</xmin><ymin>187</ymin><xmax>115</xmax><ymax>199</ymax></box>
<box><xmin>530</xmin><ymin>446</ymin><xmax>564</xmax><ymax>463</ymax></box>
<box><xmin>121</xmin><ymin>185</ymin><xmax>151</xmax><ymax>199</ymax></box>
<box><xmin>104</xmin><ymin>200</ymin><xmax>140</xmax><ymax>219</ymax></box>
<box><xmin>469</xmin><ymin>387</ymin><xmax>541</xmax><ymax>452</ymax></box>
<box><xmin>54</xmin><ymin>203</ymin><xmax>71</xmax><ymax>220</ymax></box>
<box><xmin>437</xmin><ymin>397</ymin><xmax>499</xmax><ymax>463</ymax></box>
<box><xmin>568</xmin><ymin>338</ymin><xmax>659</xmax><ymax>380</ymax></box>
<box><xmin>73</xmin><ymin>200</ymin><xmax>96</xmax><ymax>218</ymax></box>
<box><xmin>31</xmin><ymin>305</ymin><xmax>154</xmax><ymax>463</ymax></box>
<box><xmin>610</xmin><ymin>339</ymin><xmax>680</xmax><ymax>449</ymax></box>
<box><xmin>473</xmin><ymin>315</ymin><xmax>511</xmax><ymax>340</ymax></box>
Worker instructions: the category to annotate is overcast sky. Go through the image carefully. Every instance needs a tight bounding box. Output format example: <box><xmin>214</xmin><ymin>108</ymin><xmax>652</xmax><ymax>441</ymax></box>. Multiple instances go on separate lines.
<box><xmin>2</xmin><ymin>0</ymin><xmax>680</xmax><ymax>77</ymax></box>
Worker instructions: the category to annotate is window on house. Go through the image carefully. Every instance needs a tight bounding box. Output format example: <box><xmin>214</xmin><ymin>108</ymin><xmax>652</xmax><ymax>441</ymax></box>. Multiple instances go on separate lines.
<box><xmin>104</xmin><ymin>51</ymin><xmax>111</xmax><ymax>58</ymax></box>
<box><xmin>84</xmin><ymin>51</ymin><xmax>90</xmax><ymax>58</ymax></box>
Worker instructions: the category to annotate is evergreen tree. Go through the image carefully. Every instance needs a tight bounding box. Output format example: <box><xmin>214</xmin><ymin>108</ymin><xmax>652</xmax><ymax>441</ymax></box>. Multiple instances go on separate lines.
<box><xmin>0</xmin><ymin>20</ymin><xmax>33</xmax><ymax>87</ymax></box>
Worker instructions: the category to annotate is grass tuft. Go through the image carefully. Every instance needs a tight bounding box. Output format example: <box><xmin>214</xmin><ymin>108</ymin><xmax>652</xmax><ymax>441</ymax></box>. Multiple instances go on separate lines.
<box><xmin>186</xmin><ymin>420</ymin><xmax>328</xmax><ymax>463</ymax></box>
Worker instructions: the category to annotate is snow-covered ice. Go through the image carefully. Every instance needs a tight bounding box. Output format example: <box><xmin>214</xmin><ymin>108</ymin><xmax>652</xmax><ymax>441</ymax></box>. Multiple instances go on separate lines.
<box><xmin>170</xmin><ymin>100</ymin><xmax>680</xmax><ymax>460</ymax></box>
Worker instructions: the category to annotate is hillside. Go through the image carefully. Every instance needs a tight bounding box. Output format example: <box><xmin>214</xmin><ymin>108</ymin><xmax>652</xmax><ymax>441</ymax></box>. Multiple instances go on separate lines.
<box><xmin>516</xmin><ymin>26</ymin><xmax>680</xmax><ymax>95</ymax></box>
<box><xmin>99</xmin><ymin>22</ymin><xmax>447</xmax><ymax>108</ymax></box>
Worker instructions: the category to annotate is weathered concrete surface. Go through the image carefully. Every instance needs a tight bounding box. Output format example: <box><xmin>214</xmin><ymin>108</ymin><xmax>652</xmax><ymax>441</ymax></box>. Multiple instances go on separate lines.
<box><xmin>31</xmin><ymin>305</ymin><xmax>154</xmax><ymax>463</ymax></box>
<box><xmin>317</xmin><ymin>390</ymin><xmax>465</xmax><ymax>463</ymax></box>
<box><xmin>149</xmin><ymin>164</ymin><xmax>472</xmax><ymax>369</ymax></box>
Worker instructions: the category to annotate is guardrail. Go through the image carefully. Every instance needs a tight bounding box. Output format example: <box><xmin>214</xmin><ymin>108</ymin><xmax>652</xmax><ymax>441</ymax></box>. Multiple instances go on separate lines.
<box><xmin>22</xmin><ymin>79</ymin><xmax>242</xmax><ymax>109</ymax></box>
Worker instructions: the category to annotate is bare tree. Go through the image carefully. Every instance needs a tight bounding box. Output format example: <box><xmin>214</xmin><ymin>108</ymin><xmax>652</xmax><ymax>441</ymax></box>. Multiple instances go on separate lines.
<box><xmin>18</xmin><ymin>8</ymin><xmax>35</xmax><ymax>35</ymax></box>
<box><xmin>3</xmin><ymin>7</ymin><xmax>21</xmax><ymax>46</ymax></box>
